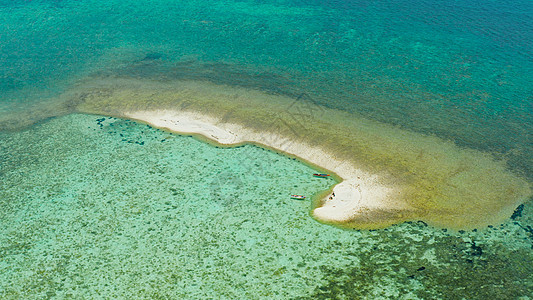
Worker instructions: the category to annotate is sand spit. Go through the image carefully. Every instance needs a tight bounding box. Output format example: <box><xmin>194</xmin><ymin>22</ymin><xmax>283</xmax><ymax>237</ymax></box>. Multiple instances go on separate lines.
<box><xmin>71</xmin><ymin>78</ymin><xmax>531</xmax><ymax>229</ymax></box>
<box><xmin>125</xmin><ymin>110</ymin><xmax>409</xmax><ymax>227</ymax></box>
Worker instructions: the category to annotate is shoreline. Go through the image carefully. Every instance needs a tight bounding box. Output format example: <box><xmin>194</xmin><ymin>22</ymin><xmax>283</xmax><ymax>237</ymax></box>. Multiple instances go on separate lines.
<box><xmin>124</xmin><ymin>109</ymin><xmax>412</xmax><ymax>228</ymax></box>
<box><xmin>70</xmin><ymin>77</ymin><xmax>531</xmax><ymax>230</ymax></box>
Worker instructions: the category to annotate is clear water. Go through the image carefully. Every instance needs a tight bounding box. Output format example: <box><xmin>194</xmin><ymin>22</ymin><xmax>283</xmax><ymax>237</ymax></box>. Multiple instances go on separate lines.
<box><xmin>0</xmin><ymin>0</ymin><xmax>532</xmax><ymax>298</ymax></box>
<box><xmin>1</xmin><ymin>0</ymin><xmax>531</xmax><ymax>176</ymax></box>
<box><xmin>1</xmin><ymin>114</ymin><xmax>531</xmax><ymax>298</ymax></box>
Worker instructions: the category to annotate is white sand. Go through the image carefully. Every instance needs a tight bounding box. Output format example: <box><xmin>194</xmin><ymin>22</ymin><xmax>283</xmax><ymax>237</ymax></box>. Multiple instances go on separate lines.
<box><xmin>124</xmin><ymin>110</ymin><xmax>410</xmax><ymax>225</ymax></box>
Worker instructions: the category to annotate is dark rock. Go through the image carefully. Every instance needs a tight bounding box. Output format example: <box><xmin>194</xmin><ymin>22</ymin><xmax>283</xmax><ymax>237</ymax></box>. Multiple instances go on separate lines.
<box><xmin>470</xmin><ymin>242</ymin><xmax>482</xmax><ymax>256</ymax></box>
<box><xmin>417</xmin><ymin>221</ymin><xmax>428</xmax><ymax>227</ymax></box>
<box><xmin>143</xmin><ymin>53</ymin><xmax>163</xmax><ymax>60</ymax></box>
<box><xmin>511</xmin><ymin>204</ymin><xmax>524</xmax><ymax>220</ymax></box>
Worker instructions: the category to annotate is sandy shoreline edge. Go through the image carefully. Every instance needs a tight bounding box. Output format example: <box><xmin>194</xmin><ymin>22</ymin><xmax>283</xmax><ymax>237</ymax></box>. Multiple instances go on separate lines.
<box><xmin>124</xmin><ymin>109</ymin><xmax>410</xmax><ymax>227</ymax></box>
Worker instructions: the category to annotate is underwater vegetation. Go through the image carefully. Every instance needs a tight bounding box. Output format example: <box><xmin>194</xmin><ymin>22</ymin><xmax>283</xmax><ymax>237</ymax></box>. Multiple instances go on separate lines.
<box><xmin>0</xmin><ymin>0</ymin><xmax>531</xmax><ymax>296</ymax></box>
<box><xmin>309</xmin><ymin>223</ymin><xmax>532</xmax><ymax>299</ymax></box>
<box><xmin>66</xmin><ymin>75</ymin><xmax>531</xmax><ymax>230</ymax></box>
<box><xmin>0</xmin><ymin>114</ymin><xmax>531</xmax><ymax>298</ymax></box>
<box><xmin>2</xmin><ymin>69</ymin><xmax>530</xmax><ymax>229</ymax></box>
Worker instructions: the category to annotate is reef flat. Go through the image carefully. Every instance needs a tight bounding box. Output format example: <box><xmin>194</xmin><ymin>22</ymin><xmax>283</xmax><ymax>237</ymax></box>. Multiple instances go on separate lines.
<box><xmin>60</xmin><ymin>76</ymin><xmax>533</xmax><ymax>230</ymax></box>
<box><xmin>123</xmin><ymin>109</ymin><xmax>401</xmax><ymax>228</ymax></box>
<box><xmin>1</xmin><ymin>113</ymin><xmax>531</xmax><ymax>298</ymax></box>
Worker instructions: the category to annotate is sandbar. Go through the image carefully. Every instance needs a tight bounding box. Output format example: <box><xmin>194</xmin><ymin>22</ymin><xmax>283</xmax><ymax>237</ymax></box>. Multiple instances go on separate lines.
<box><xmin>125</xmin><ymin>110</ymin><xmax>410</xmax><ymax>227</ymax></box>
<box><xmin>70</xmin><ymin>78</ymin><xmax>531</xmax><ymax>230</ymax></box>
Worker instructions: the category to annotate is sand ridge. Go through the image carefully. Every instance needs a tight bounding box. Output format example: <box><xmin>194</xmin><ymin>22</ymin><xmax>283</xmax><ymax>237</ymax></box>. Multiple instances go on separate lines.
<box><xmin>70</xmin><ymin>77</ymin><xmax>531</xmax><ymax>229</ymax></box>
<box><xmin>124</xmin><ymin>109</ymin><xmax>411</xmax><ymax>227</ymax></box>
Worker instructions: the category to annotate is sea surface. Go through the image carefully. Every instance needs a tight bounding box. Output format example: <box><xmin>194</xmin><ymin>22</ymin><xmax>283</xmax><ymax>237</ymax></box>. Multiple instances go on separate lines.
<box><xmin>0</xmin><ymin>0</ymin><xmax>531</xmax><ymax>298</ymax></box>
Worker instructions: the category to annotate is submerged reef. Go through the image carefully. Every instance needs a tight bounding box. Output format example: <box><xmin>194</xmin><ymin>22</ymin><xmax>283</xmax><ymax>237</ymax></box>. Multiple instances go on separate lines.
<box><xmin>308</xmin><ymin>223</ymin><xmax>532</xmax><ymax>299</ymax></box>
<box><xmin>1</xmin><ymin>114</ymin><xmax>531</xmax><ymax>298</ymax></box>
<box><xmin>61</xmin><ymin>76</ymin><xmax>532</xmax><ymax>230</ymax></box>
<box><xmin>0</xmin><ymin>70</ymin><xmax>530</xmax><ymax>229</ymax></box>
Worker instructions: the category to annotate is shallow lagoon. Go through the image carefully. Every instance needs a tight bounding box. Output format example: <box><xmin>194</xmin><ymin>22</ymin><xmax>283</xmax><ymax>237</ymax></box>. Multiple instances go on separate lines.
<box><xmin>1</xmin><ymin>0</ymin><xmax>532</xmax><ymax>297</ymax></box>
<box><xmin>0</xmin><ymin>114</ymin><xmax>531</xmax><ymax>298</ymax></box>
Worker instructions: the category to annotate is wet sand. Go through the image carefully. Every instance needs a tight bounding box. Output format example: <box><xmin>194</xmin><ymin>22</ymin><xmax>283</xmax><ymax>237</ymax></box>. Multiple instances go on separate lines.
<box><xmin>125</xmin><ymin>109</ymin><xmax>410</xmax><ymax>227</ymax></box>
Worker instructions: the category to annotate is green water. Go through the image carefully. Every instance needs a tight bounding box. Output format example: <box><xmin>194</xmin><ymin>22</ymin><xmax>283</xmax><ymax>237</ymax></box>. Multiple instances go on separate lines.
<box><xmin>0</xmin><ymin>114</ymin><xmax>531</xmax><ymax>298</ymax></box>
<box><xmin>1</xmin><ymin>0</ymin><xmax>531</xmax><ymax>179</ymax></box>
<box><xmin>1</xmin><ymin>0</ymin><xmax>532</xmax><ymax>297</ymax></box>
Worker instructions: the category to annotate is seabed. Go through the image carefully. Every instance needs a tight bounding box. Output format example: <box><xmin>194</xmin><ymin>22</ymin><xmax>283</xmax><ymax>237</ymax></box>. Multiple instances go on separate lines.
<box><xmin>0</xmin><ymin>113</ymin><xmax>531</xmax><ymax>298</ymax></box>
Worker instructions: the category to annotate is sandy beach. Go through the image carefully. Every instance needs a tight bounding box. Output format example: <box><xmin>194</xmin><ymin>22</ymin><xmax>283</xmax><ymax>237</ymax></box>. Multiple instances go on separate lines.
<box><xmin>124</xmin><ymin>109</ymin><xmax>410</xmax><ymax>227</ymax></box>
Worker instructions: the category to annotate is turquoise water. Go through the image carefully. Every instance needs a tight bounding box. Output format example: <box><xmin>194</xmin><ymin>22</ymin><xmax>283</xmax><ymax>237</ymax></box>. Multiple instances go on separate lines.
<box><xmin>1</xmin><ymin>0</ymin><xmax>531</xmax><ymax>178</ymax></box>
<box><xmin>0</xmin><ymin>114</ymin><xmax>531</xmax><ymax>298</ymax></box>
<box><xmin>1</xmin><ymin>0</ymin><xmax>532</xmax><ymax>297</ymax></box>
